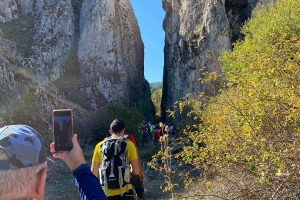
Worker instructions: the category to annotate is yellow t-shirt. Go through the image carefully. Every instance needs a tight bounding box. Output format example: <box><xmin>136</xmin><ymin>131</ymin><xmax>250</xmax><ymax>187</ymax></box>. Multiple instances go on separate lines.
<box><xmin>92</xmin><ymin>139</ymin><xmax>138</xmax><ymax>197</ymax></box>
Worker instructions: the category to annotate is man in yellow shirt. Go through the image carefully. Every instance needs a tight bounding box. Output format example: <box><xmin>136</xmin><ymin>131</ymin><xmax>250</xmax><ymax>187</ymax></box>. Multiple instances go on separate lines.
<box><xmin>91</xmin><ymin>119</ymin><xmax>141</xmax><ymax>200</ymax></box>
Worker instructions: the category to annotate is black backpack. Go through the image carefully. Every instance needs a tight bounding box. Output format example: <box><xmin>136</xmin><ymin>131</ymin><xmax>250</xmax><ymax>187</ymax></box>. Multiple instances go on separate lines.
<box><xmin>99</xmin><ymin>136</ymin><xmax>131</xmax><ymax>195</ymax></box>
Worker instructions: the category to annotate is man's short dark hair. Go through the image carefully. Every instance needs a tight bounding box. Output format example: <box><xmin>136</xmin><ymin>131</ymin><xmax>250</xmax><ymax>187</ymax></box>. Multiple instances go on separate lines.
<box><xmin>110</xmin><ymin>119</ymin><xmax>125</xmax><ymax>133</ymax></box>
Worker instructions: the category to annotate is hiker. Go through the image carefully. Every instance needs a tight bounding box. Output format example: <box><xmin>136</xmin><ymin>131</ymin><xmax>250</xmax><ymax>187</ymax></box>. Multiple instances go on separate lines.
<box><xmin>153</xmin><ymin>125</ymin><xmax>162</xmax><ymax>149</ymax></box>
<box><xmin>149</xmin><ymin>124</ymin><xmax>155</xmax><ymax>145</ymax></box>
<box><xmin>146</xmin><ymin>121</ymin><xmax>151</xmax><ymax>132</ymax></box>
<box><xmin>141</xmin><ymin>126</ymin><xmax>149</xmax><ymax>148</ymax></box>
<box><xmin>0</xmin><ymin>124</ymin><xmax>107</xmax><ymax>200</ymax></box>
<box><xmin>140</xmin><ymin>123</ymin><xmax>146</xmax><ymax>133</ymax></box>
<box><xmin>91</xmin><ymin>119</ymin><xmax>142</xmax><ymax>200</ymax></box>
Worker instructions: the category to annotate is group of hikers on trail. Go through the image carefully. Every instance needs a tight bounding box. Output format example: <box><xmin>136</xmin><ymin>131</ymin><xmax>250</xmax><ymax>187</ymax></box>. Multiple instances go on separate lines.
<box><xmin>139</xmin><ymin>121</ymin><xmax>177</xmax><ymax>149</ymax></box>
<box><xmin>0</xmin><ymin>119</ymin><xmax>150</xmax><ymax>200</ymax></box>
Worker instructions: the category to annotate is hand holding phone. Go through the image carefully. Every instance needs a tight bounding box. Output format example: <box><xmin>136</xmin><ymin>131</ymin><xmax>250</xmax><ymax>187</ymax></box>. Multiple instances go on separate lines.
<box><xmin>50</xmin><ymin>134</ymin><xmax>86</xmax><ymax>171</ymax></box>
<box><xmin>52</xmin><ymin>109</ymin><xmax>73</xmax><ymax>151</ymax></box>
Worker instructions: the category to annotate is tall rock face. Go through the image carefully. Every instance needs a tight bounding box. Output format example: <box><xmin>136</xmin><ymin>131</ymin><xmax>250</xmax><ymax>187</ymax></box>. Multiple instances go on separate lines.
<box><xmin>0</xmin><ymin>33</ymin><xmax>17</xmax><ymax>108</ymax></box>
<box><xmin>78</xmin><ymin>0</ymin><xmax>154</xmax><ymax>118</ymax></box>
<box><xmin>161</xmin><ymin>0</ymin><xmax>231</xmax><ymax>121</ymax></box>
<box><xmin>0</xmin><ymin>0</ymin><xmax>154</xmax><ymax>126</ymax></box>
<box><xmin>0</xmin><ymin>0</ymin><xmax>75</xmax><ymax>83</ymax></box>
<box><xmin>161</xmin><ymin>0</ymin><xmax>276</xmax><ymax>122</ymax></box>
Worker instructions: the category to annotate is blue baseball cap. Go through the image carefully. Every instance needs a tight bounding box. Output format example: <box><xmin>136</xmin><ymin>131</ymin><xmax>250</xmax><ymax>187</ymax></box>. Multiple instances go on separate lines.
<box><xmin>0</xmin><ymin>125</ymin><xmax>46</xmax><ymax>170</ymax></box>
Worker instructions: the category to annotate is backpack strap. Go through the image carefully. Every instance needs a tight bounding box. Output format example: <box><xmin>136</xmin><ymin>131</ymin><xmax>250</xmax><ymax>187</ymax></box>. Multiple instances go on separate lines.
<box><xmin>109</xmin><ymin>158</ymin><xmax>115</xmax><ymax>178</ymax></box>
<box><xmin>100</xmin><ymin>138</ymin><xmax>111</xmax><ymax>193</ymax></box>
<box><xmin>122</xmin><ymin>135</ymin><xmax>131</xmax><ymax>194</ymax></box>
<box><xmin>123</xmin><ymin>135</ymin><xmax>130</xmax><ymax>166</ymax></box>
<box><xmin>119</xmin><ymin>135</ymin><xmax>130</xmax><ymax>196</ymax></box>
<box><xmin>118</xmin><ymin>165</ymin><xmax>124</xmax><ymax>196</ymax></box>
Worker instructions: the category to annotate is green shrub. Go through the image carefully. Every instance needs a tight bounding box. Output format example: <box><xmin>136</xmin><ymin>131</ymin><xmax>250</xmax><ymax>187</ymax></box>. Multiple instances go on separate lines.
<box><xmin>151</xmin><ymin>89</ymin><xmax>162</xmax><ymax>120</ymax></box>
<box><xmin>150</xmin><ymin>82</ymin><xmax>163</xmax><ymax>93</ymax></box>
<box><xmin>1</xmin><ymin>89</ymin><xmax>53</xmax><ymax>145</ymax></box>
<box><xmin>89</xmin><ymin>105</ymin><xmax>144</xmax><ymax>147</ymax></box>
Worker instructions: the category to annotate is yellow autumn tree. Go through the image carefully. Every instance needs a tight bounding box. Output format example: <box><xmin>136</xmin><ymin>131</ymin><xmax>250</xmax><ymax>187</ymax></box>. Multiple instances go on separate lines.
<box><xmin>177</xmin><ymin>0</ymin><xmax>300</xmax><ymax>198</ymax></box>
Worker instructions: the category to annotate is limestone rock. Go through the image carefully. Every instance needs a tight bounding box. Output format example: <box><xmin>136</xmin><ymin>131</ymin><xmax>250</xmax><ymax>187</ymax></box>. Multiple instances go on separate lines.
<box><xmin>0</xmin><ymin>36</ymin><xmax>16</xmax><ymax>100</ymax></box>
<box><xmin>0</xmin><ymin>0</ymin><xmax>154</xmax><ymax>122</ymax></box>
<box><xmin>0</xmin><ymin>0</ymin><xmax>33</xmax><ymax>23</ymax></box>
<box><xmin>161</xmin><ymin>0</ymin><xmax>231</xmax><ymax>121</ymax></box>
<box><xmin>0</xmin><ymin>0</ymin><xmax>75</xmax><ymax>83</ymax></box>
<box><xmin>161</xmin><ymin>0</ymin><xmax>277</xmax><ymax>121</ymax></box>
<box><xmin>21</xmin><ymin>0</ymin><xmax>75</xmax><ymax>83</ymax></box>
<box><xmin>78</xmin><ymin>0</ymin><xmax>154</xmax><ymax>118</ymax></box>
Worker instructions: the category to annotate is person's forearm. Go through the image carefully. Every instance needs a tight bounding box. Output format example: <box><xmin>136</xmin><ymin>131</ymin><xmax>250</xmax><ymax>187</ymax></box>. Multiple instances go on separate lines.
<box><xmin>91</xmin><ymin>162</ymin><xmax>100</xmax><ymax>178</ymax></box>
<box><xmin>74</xmin><ymin>164</ymin><xmax>107</xmax><ymax>200</ymax></box>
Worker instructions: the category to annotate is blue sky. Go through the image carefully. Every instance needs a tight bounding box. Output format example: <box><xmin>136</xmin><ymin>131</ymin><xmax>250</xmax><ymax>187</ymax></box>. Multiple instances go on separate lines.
<box><xmin>130</xmin><ymin>0</ymin><xmax>165</xmax><ymax>83</ymax></box>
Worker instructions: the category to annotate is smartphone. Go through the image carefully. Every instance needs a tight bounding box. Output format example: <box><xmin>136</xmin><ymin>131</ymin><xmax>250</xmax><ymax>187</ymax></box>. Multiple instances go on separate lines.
<box><xmin>52</xmin><ymin>109</ymin><xmax>73</xmax><ymax>151</ymax></box>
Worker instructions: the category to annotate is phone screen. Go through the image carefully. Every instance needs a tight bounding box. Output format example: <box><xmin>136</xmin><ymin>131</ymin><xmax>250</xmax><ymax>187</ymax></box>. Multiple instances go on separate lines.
<box><xmin>53</xmin><ymin>109</ymin><xmax>73</xmax><ymax>151</ymax></box>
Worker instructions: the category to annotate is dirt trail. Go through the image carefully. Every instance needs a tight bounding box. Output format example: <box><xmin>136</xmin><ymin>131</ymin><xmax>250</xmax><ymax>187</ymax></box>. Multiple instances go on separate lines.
<box><xmin>44</xmin><ymin>144</ymin><xmax>174</xmax><ymax>200</ymax></box>
<box><xmin>45</xmin><ymin>158</ymin><xmax>80</xmax><ymax>200</ymax></box>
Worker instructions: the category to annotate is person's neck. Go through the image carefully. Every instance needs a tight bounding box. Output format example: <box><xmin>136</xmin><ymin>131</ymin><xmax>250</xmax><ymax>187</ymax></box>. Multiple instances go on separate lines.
<box><xmin>111</xmin><ymin>133</ymin><xmax>122</xmax><ymax>138</ymax></box>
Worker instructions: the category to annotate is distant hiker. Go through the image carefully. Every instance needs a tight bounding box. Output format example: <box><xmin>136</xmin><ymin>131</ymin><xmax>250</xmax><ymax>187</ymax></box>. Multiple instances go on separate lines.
<box><xmin>140</xmin><ymin>122</ymin><xmax>146</xmax><ymax>132</ymax></box>
<box><xmin>154</xmin><ymin>125</ymin><xmax>162</xmax><ymax>149</ymax></box>
<box><xmin>141</xmin><ymin>126</ymin><xmax>149</xmax><ymax>148</ymax></box>
<box><xmin>150</xmin><ymin>124</ymin><xmax>155</xmax><ymax>134</ymax></box>
<box><xmin>91</xmin><ymin>119</ymin><xmax>141</xmax><ymax>200</ymax></box>
<box><xmin>0</xmin><ymin>124</ymin><xmax>107</xmax><ymax>200</ymax></box>
<box><xmin>170</xmin><ymin>123</ymin><xmax>175</xmax><ymax>138</ymax></box>
<box><xmin>149</xmin><ymin>124</ymin><xmax>155</xmax><ymax>145</ymax></box>
<box><xmin>146</xmin><ymin>121</ymin><xmax>151</xmax><ymax>132</ymax></box>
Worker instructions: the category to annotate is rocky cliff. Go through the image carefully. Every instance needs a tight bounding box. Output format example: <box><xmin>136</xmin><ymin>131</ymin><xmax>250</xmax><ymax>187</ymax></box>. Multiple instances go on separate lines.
<box><xmin>161</xmin><ymin>0</ymin><xmax>276</xmax><ymax>122</ymax></box>
<box><xmin>0</xmin><ymin>33</ymin><xmax>17</xmax><ymax>108</ymax></box>
<box><xmin>0</xmin><ymin>0</ymin><xmax>154</xmax><ymax>129</ymax></box>
<box><xmin>78</xmin><ymin>0</ymin><xmax>152</xmax><ymax>112</ymax></box>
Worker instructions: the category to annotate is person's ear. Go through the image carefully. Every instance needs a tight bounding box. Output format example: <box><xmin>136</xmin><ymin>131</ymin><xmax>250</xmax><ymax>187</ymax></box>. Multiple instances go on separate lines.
<box><xmin>36</xmin><ymin>168</ymin><xmax>47</xmax><ymax>195</ymax></box>
<box><xmin>109</xmin><ymin>130</ymin><xmax>113</xmax><ymax>135</ymax></box>
<box><xmin>121</xmin><ymin>128</ymin><xmax>125</xmax><ymax>135</ymax></box>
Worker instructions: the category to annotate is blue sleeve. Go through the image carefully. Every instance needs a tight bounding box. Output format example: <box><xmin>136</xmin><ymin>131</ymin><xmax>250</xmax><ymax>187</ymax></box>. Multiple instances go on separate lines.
<box><xmin>73</xmin><ymin>164</ymin><xmax>107</xmax><ymax>200</ymax></box>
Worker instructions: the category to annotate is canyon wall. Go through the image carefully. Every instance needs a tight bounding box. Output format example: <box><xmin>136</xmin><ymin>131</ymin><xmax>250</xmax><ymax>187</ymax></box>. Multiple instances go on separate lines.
<box><xmin>78</xmin><ymin>0</ymin><xmax>153</xmax><ymax>114</ymax></box>
<box><xmin>0</xmin><ymin>0</ymin><xmax>154</xmax><ymax>132</ymax></box>
<box><xmin>161</xmin><ymin>0</ymin><xmax>276</xmax><ymax>122</ymax></box>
